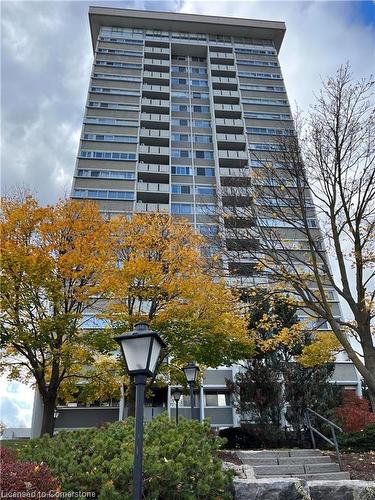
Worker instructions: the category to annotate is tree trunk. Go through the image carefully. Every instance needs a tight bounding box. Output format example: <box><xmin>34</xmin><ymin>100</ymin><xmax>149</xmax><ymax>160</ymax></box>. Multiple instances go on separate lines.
<box><xmin>363</xmin><ymin>343</ymin><xmax>375</xmax><ymax>413</ymax></box>
<box><xmin>40</xmin><ymin>393</ymin><xmax>57</xmax><ymax>437</ymax></box>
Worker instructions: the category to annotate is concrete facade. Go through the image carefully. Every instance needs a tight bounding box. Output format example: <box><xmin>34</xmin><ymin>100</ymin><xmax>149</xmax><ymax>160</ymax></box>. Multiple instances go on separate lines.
<box><xmin>51</xmin><ymin>7</ymin><xmax>361</xmax><ymax>432</ymax></box>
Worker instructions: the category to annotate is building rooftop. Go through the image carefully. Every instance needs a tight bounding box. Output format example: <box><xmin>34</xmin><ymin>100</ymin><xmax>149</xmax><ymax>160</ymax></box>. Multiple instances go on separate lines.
<box><xmin>89</xmin><ymin>6</ymin><xmax>286</xmax><ymax>53</ymax></box>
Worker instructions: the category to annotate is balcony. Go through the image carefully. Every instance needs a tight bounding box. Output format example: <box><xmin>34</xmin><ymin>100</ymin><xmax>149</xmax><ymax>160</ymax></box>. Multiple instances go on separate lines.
<box><xmin>142</xmin><ymin>84</ymin><xmax>170</xmax><ymax>100</ymax></box>
<box><xmin>216</xmin><ymin>133</ymin><xmax>247</xmax><ymax>151</ymax></box>
<box><xmin>137</xmin><ymin>182</ymin><xmax>169</xmax><ymax>204</ymax></box>
<box><xmin>210</xmin><ymin>52</ymin><xmax>235</xmax><ymax>64</ymax></box>
<box><xmin>137</xmin><ymin>163</ymin><xmax>169</xmax><ymax>183</ymax></box>
<box><xmin>225</xmin><ymin>275</ymin><xmax>268</xmax><ymax>287</ymax></box>
<box><xmin>213</xmin><ymin>89</ymin><xmax>240</xmax><ymax>104</ymax></box>
<box><xmin>211</xmin><ymin>76</ymin><xmax>238</xmax><ymax>90</ymax></box>
<box><xmin>140</xmin><ymin>113</ymin><xmax>170</xmax><ymax>130</ymax></box>
<box><xmin>211</xmin><ymin>64</ymin><xmax>236</xmax><ymax>78</ymax></box>
<box><xmin>143</xmin><ymin>71</ymin><xmax>170</xmax><ymax>85</ymax></box>
<box><xmin>143</xmin><ymin>59</ymin><xmax>170</xmax><ymax>72</ymax></box>
<box><xmin>214</xmin><ymin>103</ymin><xmax>242</xmax><ymax>119</ymax></box>
<box><xmin>135</xmin><ymin>202</ymin><xmax>169</xmax><ymax>213</ymax></box>
<box><xmin>215</xmin><ymin>118</ymin><xmax>244</xmax><ymax>134</ymax></box>
<box><xmin>137</xmin><ymin>182</ymin><xmax>169</xmax><ymax>193</ymax></box>
<box><xmin>139</xmin><ymin>128</ymin><xmax>169</xmax><ymax>146</ymax></box>
<box><xmin>218</xmin><ymin>150</ymin><xmax>248</xmax><ymax>167</ymax></box>
<box><xmin>144</xmin><ymin>46</ymin><xmax>170</xmax><ymax>59</ymax></box>
<box><xmin>141</xmin><ymin>98</ymin><xmax>169</xmax><ymax>114</ymax></box>
<box><xmin>138</xmin><ymin>145</ymin><xmax>170</xmax><ymax>164</ymax></box>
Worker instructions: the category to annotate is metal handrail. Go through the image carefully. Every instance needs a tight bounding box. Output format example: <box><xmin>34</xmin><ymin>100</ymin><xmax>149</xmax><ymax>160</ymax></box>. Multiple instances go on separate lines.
<box><xmin>304</xmin><ymin>407</ymin><xmax>343</xmax><ymax>470</ymax></box>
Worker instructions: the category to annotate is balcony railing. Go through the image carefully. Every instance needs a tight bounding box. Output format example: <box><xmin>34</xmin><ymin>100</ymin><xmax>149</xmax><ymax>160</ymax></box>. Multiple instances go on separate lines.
<box><xmin>137</xmin><ymin>182</ymin><xmax>169</xmax><ymax>193</ymax></box>
<box><xmin>138</xmin><ymin>163</ymin><xmax>170</xmax><ymax>174</ymax></box>
<box><xmin>135</xmin><ymin>202</ymin><xmax>169</xmax><ymax>213</ymax></box>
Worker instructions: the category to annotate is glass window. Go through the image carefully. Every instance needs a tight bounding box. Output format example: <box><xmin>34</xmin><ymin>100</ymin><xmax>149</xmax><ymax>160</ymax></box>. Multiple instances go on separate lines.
<box><xmin>171</xmin><ymin>149</ymin><xmax>191</xmax><ymax>158</ymax></box>
<box><xmin>171</xmin><ymin>166</ymin><xmax>192</xmax><ymax>175</ymax></box>
<box><xmin>171</xmin><ymin>203</ymin><xmax>192</xmax><ymax>214</ymax></box>
<box><xmin>193</xmin><ymin>120</ymin><xmax>211</xmax><ymax>128</ymax></box>
<box><xmin>171</xmin><ymin>78</ymin><xmax>187</xmax><ymax>85</ymax></box>
<box><xmin>195</xmin><ymin>150</ymin><xmax>214</xmax><ymax>159</ymax></box>
<box><xmin>196</xmin><ymin>167</ymin><xmax>215</xmax><ymax>176</ymax></box>
<box><xmin>171</xmin><ymin>118</ymin><xmax>190</xmax><ymax>126</ymax></box>
<box><xmin>171</xmin><ymin>133</ymin><xmax>190</xmax><ymax>142</ymax></box>
<box><xmin>193</xmin><ymin>105</ymin><xmax>210</xmax><ymax>113</ymax></box>
<box><xmin>194</xmin><ymin>135</ymin><xmax>212</xmax><ymax>143</ymax></box>
<box><xmin>196</xmin><ymin>186</ymin><xmax>215</xmax><ymax>196</ymax></box>
<box><xmin>172</xmin><ymin>184</ymin><xmax>191</xmax><ymax>194</ymax></box>
<box><xmin>205</xmin><ymin>392</ymin><xmax>230</xmax><ymax>407</ymax></box>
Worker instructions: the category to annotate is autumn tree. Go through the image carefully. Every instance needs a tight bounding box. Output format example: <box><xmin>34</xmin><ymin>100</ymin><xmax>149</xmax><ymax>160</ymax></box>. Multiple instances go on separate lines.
<box><xmin>0</xmin><ymin>194</ymin><xmax>117</xmax><ymax>436</ymax></box>
<box><xmin>219</xmin><ymin>64</ymin><xmax>375</xmax><ymax>410</ymax></box>
<box><xmin>105</xmin><ymin>213</ymin><xmax>251</xmax><ymax>415</ymax></box>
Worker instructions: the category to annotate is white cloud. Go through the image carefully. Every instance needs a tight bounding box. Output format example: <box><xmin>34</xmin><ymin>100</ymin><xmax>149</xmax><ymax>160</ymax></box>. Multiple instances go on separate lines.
<box><xmin>0</xmin><ymin>379</ymin><xmax>34</xmax><ymax>428</ymax></box>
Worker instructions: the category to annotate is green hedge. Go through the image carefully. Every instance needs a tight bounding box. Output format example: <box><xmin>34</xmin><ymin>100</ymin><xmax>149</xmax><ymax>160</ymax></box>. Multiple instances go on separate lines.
<box><xmin>20</xmin><ymin>414</ymin><xmax>233</xmax><ymax>499</ymax></box>
<box><xmin>337</xmin><ymin>423</ymin><xmax>375</xmax><ymax>452</ymax></box>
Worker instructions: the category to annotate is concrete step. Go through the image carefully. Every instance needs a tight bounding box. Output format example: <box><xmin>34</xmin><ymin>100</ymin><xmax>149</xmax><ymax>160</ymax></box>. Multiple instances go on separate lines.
<box><xmin>278</xmin><ymin>456</ymin><xmax>331</xmax><ymax>465</ymax></box>
<box><xmin>304</xmin><ymin>463</ymin><xmax>340</xmax><ymax>473</ymax></box>
<box><xmin>237</xmin><ymin>449</ymin><xmax>322</xmax><ymax>460</ymax></box>
<box><xmin>254</xmin><ymin>465</ymin><xmax>305</xmax><ymax>475</ymax></box>
<box><xmin>242</xmin><ymin>456</ymin><xmax>332</xmax><ymax>466</ymax></box>
<box><xmin>258</xmin><ymin>471</ymin><xmax>351</xmax><ymax>480</ymax></box>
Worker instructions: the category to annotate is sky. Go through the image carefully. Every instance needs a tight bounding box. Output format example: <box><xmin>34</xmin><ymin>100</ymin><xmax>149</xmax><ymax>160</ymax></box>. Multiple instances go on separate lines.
<box><xmin>1</xmin><ymin>0</ymin><xmax>374</xmax><ymax>429</ymax></box>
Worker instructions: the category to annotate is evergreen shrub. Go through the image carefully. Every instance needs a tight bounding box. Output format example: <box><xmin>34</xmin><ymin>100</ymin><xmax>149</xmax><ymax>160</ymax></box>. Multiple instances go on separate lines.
<box><xmin>20</xmin><ymin>414</ymin><xmax>233</xmax><ymax>499</ymax></box>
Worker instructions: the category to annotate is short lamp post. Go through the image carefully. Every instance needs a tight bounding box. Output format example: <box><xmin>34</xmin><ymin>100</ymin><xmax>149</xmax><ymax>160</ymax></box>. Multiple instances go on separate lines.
<box><xmin>115</xmin><ymin>323</ymin><xmax>165</xmax><ymax>500</ymax></box>
<box><xmin>172</xmin><ymin>388</ymin><xmax>182</xmax><ymax>424</ymax></box>
<box><xmin>182</xmin><ymin>362</ymin><xmax>200</xmax><ymax>420</ymax></box>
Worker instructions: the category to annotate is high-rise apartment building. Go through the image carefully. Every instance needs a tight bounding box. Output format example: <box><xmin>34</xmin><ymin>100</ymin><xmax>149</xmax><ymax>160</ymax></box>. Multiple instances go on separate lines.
<box><xmin>31</xmin><ymin>7</ymin><xmax>360</xmax><ymax>435</ymax></box>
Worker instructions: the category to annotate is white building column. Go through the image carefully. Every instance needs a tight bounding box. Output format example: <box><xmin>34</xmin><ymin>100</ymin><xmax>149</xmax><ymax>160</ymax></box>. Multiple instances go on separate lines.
<box><xmin>30</xmin><ymin>389</ymin><xmax>43</xmax><ymax>438</ymax></box>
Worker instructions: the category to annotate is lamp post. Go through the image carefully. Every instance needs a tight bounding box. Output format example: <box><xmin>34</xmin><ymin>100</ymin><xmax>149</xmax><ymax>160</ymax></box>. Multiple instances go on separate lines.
<box><xmin>115</xmin><ymin>322</ymin><xmax>165</xmax><ymax>500</ymax></box>
<box><xmin>172</xmin><ymin>388</ymin><xmax>182</xmax><ymax>424</ymax></box>
<box><xmin>182</xmin><ymin>362</ymin><xmax>200</xmax><ymax>420</ymax></box>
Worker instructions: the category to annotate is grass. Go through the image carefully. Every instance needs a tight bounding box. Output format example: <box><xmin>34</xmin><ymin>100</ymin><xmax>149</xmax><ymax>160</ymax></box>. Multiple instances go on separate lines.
<box><xmin>0</xmin><ymin>439</ymin><xmax>31</xmax><ymax>454</ymax></box>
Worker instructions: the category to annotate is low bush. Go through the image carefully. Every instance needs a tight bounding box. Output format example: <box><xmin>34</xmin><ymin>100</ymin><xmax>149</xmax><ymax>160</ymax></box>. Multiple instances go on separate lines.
<box><xmin>334</xmin><ymin>391</ymin><xmax>375</xmax><ymax>432</ymax></box>
<box><xmin>20</xmin><ymin>414</ymin><xmax>233</xmax><ymax>499</ymax></box>
<box><xmin>0</xmin><ymin>446</ymin><xmax>60</xmax><ymax>495</ymax></box>
<box><xmin>219</xmin><ymin>424</ymin><xmax>309</xmax><ymax>450</ymax></box>
<box><xmin>337</xmin><ymin>423</ymin><xmax>375</xmax><ymax>452</ymax></box>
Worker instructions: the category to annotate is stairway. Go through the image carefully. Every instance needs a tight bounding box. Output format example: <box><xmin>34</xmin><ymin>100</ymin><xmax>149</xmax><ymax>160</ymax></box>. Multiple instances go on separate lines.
<box><xmin>237</xmin><ymin>449</ymin><xmax>351</xmax><ymax>480</ymax></box>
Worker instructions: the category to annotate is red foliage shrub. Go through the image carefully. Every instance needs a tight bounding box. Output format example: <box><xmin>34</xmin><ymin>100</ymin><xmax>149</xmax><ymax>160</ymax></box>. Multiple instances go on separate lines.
<box><xmin>334</xmin><ymin>390</ymin><xmax>375</xmax><ymax>432</ymax></box>
<box><xmin>0</xmin><ymin>446</ymin><xmax>60</xmax><ymax>495</ymax></box>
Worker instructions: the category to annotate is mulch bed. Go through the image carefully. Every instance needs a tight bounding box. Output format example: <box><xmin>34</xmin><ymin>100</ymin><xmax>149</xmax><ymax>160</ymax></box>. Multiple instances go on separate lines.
<box><xmin>323</xmin><ymin>450</ymin><xmax>375</xmax><ymax>481</ymax></box>
<box><xmin>217</xmin><ymin>450</ymin><xmax>242</xmax><ymax>465</ymax></box>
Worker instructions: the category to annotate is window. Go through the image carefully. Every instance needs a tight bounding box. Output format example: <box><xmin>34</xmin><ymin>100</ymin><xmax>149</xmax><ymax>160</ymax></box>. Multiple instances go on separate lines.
<box><xmin>171</xmin><ymin>118</ymin><xmax>190</xmax><ymax>126</ymax></box>
<box><xmin>181</xmin><ymin>394</ymin><xmax>199</xmax><ymax>407</ymax></box>
<box><xmin>235</xmin><ymin>47</ymin><xmax>276</xmax><ymax>55</ymax></box>
<box><xmin>95</xmin><ymin>60</ymin><xmax>142</xmax><ymax>69</ymax></box>
<box><xmin>190</xmin><ymin>79</ymin><xmax>208</xmax><ymax>87</ymax></box>
<box><xmin>96</xmin><ymin>48</ymin><xmax>142</xmax><ymax>57</ymax></box>
<box><xmin>205</xmin><ymin>392</ymin><xmax>230</xmax><ymax>407</ymax></box>
<box><xmin>171</xmin><ymin>203</ymin><xmax>192</xmax><ymax>214</ymax></box>
<box><xmin>198</xmin><ymin>225</ymin><xmax>218</xmax><ymax>236</ymax></box>
<box><xmin>196</xmin><ymin>186</ymin><xmax>215</xmax><ymax>195</ymax></box>
<box><xmin>248</xmin><ymin>143</ymin><xmax>284</xmax><ymax>151</ymax></box>
<box><xmin>88</xmin><ymin>101</ymin><xmax>139</xmax><ymax>111</ymax></box>
<box><xmin>196</xmin><ymin>204</ymin><xmax>216</xmax><ymax>214</ymax></box>
<box><xmin>171</xmin><ymin>166</ymin><xmax>192</xmax><ymax>175</ymax></box>
<box><xmin>99</xmin><ymin>36</ymin><xmax>143</xmax><ymax>45</ymax></box>
<box><xmin>77</xmin><ymin>169</ymin><xmax>136</xmax><ymax>180</ymax></box>
<box><xmin>171</xmin><ymin>149</ymin><xmax>191</xmax><ymax>158</ymax></box>
<box><xmin>90</xmin><ymin>87</ymin><xmax>140</xmax><ymax>96</ymax></box>
<box><xmin>171</xmin><ymin>78</ymin><xmax>187</xmax><ymax>85</ymax></box>
<box><xmin>238</xmin><ymin>71</ymin><xmax>282</xmax><ymax>80</ymax></box>
<box><xmin>242</xmin><ymin>98</ymin><xmax>288</xmax><ymax>106</ymax></box>
<box><xmin>196</xmin><ymin>167</ymin><xmax>215</xmax><ymax>176</ymax></box>
<box><xmin>193</xmin><ymin>120</ymin><xmax>211</xmax><ymax>128</ymax></box>
<box><xmin>237</xmin><ymin>60</ymin><xmax>278</xmax><ymax>67</ymax></box>
<box><xmin>240</xmin><ymin>84</ymin><xmax>285</xmax><ymax>93</ymax></box>
<box><xmin>171</xmin><ymin>104</ymin><xmax>189</xmax><ymax>112</ymax></box>
<box><xmin>171</xmin><ymin>91</ymin><xmax>189</xmax><ymax>98</ymax></box>
<box><xmin>79</xmin><ymin>151</ymin><xmax>136</xmax><ymax>161</ymax></box>
<box><xmin>190</xmin><ymin>67</ymin><xmax>207</xmax><ymax>75</ymax></box>
<box><xmin>192</xmin><ymin>92</ymin><xmax>209</xmax><ymax>99</ymax></box>
<box><xmin>81</xmin><ymin>315</ymin><xmax>110</xmax><ymax>329</ymax></box>
<box><xmin>83</xmin><ymin>134</ymin><xmax>137</xmax><ymax>143</ymax></box>
<box><xmin>194</xmin><ymin>135</ymin><xmax>212</xmax><ymax>143</ymax></box>
<box><xmin>171</xmin><ymin>133</ymin><xmax>190</xmax><ymax>142</ymax></box>
<box><xmin>195</xmin><ymin>150</ymin><xmax>214</xmax><ymax>159</ymax></box>
<box><xmin>93</xmin><ymin>73</ymin><xmax>141</xmax><ymax>82</ymax></box>
<box><xmin>171</xmin><ymin>66</ymin><xmax>187</xmax><ymax>73</ymax></box>
<box><xmin>73</xmin><ymin>189</ymin><xmax>134</xmax><ymax>200</ymax></box>
<box><xmin>172</xmin><ymin>184</ymin><xmax>191</xmax><ymax>194</ymax></box>
<box><xmin>192</xmin><ymin>105</ymin><xmax>210</xmax><ymax>113</ymax></box>
<box><xmin>84</xmin><ymin>117</ymin><xmax>138</xmax><ymax>127</ymax></box>
<box><xmin>244</xmin><ymin>112</ymin><xmax>291</xmax><ymax>120</ymax></box>
<box><xmin>246</xmin><ymin>127</ymin><xmax>293</xmax><ymax>136</ymax></box>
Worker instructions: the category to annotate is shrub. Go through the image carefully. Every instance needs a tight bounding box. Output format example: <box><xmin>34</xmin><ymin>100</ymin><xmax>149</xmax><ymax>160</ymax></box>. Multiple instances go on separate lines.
<box><xmin>0</xmin><ymin>446</ymin><xmax>60</xmax><ymax>495</ymax></box>
<box><xmin>334</xmin><ymin>391</ymin><xmax>375</xmax><ymax>432</ymax></box>
<box><xmin>20</xmin><ymin>414</ymin><xmax>232</xmax><ymax>499</ymax></box>
<box><xmin>337</xmin><ymin>423</ymin><xmax>375</xmax><ymax>452</ymax></box>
